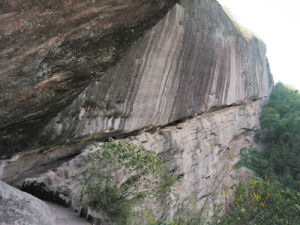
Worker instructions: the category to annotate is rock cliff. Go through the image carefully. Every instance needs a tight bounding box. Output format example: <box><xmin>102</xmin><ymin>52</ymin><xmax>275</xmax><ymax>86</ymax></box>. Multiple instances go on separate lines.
<box><xmin>0</xmin><ymin>0</ymin><xmax>272</xmax><ymax>184</ymax></box>
<box><xmin>22</xmin><ymin>100</ymin><xmax>265</xmax><ymax>222</ymax></box>
<box><xmin>0</xmin><ymin>0</ymin><xmax>273</xmax><ymax>223</ymax></box>
<box><xmin>0</xmin><ymin>0</ymin><xmax>178</xmax><ymax>158</ymax></box>
<box><xmin>0</xmin><ymin>180</ymin><xmax>89</xmax><ymax>225</ymax></box>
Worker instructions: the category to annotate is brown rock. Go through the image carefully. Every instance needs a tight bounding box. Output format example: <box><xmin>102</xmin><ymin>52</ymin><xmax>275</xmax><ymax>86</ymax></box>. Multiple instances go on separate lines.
<box><xmin>0</xmin><ymin>0</ymin><xmax>273</xmax><ymax>186</ymax></box>
<box><xmin>0</xmin><ymin>0</ymin><xmax>178</xmax><ymax>158</ymax></box>
<box><xmin>22</xmin><ymin>100</ymin><xmax>265</xmax><ymax>221</ymax></box>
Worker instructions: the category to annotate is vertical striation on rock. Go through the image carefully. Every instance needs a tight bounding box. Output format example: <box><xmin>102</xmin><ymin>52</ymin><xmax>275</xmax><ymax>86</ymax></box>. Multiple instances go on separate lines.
<box><xmin>0</xmin><ymin>0</ymin><xmax>273</xmax><ymax>184</ymax></box>
<box><xmin>0</xmin><ymin>1</ymin><xmax>274</xmax><ymax>222</ymax></box>
<box><xmin>0</xmin><ymin>0</ymin><xmax>179</xmax><ymax>157</ymax></box>
<box><xmin>22</xmin><ymin>99</ymin><xmax>265</xmax><ymax>222</ymax></box>
<box><xmin>39</xmin><ymin>0</ymin><xmax>273</xmax><ymax>145</ymax></box>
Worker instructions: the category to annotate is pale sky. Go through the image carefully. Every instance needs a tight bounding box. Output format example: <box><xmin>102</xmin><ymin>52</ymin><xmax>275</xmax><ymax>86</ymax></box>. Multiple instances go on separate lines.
<box><xmin>217</xmin><ymin>0</ymin><xmax>300</xmax><ymax>90</ymax></box>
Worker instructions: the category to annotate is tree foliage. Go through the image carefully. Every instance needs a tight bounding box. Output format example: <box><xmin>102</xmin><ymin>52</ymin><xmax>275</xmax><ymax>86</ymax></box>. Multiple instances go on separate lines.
<box><xmin>79</xmin><ymin>83</ymin><xmax>300</xmax><ymax>224</ymax></box>
<box><xmin>218</xmin><ymin>178</ymin><xmax>300</xmax><ymax>225</ymax></box>
<box><xmin>80</xmin><ymin>138</ymin><xmax>179</xmax><ymax>224</ymax></box>
<box><xmin>241</xmin><ymin>83</ymin><xmax>300</xmax><ymax>190</ymax></box>
<box><xmin>223</xmin><ymin>83</ymin><xmax>300</xmax><ymax>225</ymax></box>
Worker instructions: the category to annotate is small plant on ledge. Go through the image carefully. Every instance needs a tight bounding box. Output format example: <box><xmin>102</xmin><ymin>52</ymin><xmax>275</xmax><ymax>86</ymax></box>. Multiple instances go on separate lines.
<box><xmin>80</xmin><ymin>138</ymin><xmax>179</xmax><ymax>225</ymax></box>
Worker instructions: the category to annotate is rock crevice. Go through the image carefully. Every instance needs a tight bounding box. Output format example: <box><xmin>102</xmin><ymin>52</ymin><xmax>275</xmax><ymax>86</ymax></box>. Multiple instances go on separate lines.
<box><xmin>1</xmin><ymin>0</ymin><xmax>273</xmax><ymax>187</ymax></box>
<box><xmin>0</xmin><ymin>0</ymin><xmax>274</xmax><ymax>223</ymax></box>
<box><xmin>22</xmin><ymin>99</ymin><xmax>266</xmax><ymax>221</ymax></box>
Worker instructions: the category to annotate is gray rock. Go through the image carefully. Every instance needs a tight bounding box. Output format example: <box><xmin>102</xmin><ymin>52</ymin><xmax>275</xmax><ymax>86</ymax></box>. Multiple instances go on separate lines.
<box><xmin>0</xmin><ymin>0</ymin><xmax>178</xmax><ymax>158</ymax></box>
<box><xmin>0</xmin><ymin>0</ymin><xmax>273</xmax><ymax>185</ymax></box>
<box><xmin>40</xmin><ymin>0</ymin><xmax>273</xmax><ymax>143</ymax></box>
<box><xmin>0</xmin><ymin>180</ymin><xmax>56</xmax><ymax>225</ymax></box>
<box><xmin>22</xmin><ymin>100</ymin><xmax>265</xmax><ymax>221</ymax></box>
<box><xmin>0</xmin><ymin>0</ymin><xmax>274</xmax><ymax>223</ymax></box>
<box><xmin>46</xmin><ymin>202</ymin><xmax>91</xmax><ymax>225</ymax></box>
<box><xmin>0</xmin><ymin>180</ymin><xmax>91</xmax><ymax>225</ymax></box>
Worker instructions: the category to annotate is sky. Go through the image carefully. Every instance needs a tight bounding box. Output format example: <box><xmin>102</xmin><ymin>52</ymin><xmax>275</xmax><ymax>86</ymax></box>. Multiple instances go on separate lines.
<box><xmin>217</xmin><ymin>0</ymin><xmax>300</xmax><ymax>90</ymax></box>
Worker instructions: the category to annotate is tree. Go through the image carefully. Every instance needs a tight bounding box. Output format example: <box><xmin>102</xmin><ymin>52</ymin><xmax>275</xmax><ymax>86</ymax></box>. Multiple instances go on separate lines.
<box><xmin>242</xmin><ymin>83</ymin><xmax>300</xmax><ymax>190</ymax></box>
<box><xmin>222</xmin><ymin>83</ymin><xmax>300</xmax><ymax>224</ymax></box>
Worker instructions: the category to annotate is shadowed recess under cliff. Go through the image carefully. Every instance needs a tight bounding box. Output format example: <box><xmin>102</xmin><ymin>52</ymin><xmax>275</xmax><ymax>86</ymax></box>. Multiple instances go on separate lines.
<box><xmin>0</xmin><ymin>0</ymin><xmax>273</xmax><ymax>185</ymax></box>
<box><xmin>0</xmin><ymin>0</ymin><xmax>179</xmax><ymax>158</ymax></box>
<box><xmin>0</xmin><ymin>0</ymin><xmax>275</xmax><ymax>224</ymax></box>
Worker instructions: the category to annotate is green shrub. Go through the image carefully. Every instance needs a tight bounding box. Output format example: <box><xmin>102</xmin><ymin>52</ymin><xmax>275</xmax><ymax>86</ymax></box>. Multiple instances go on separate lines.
<box><xmin>218</xmin><ymin>178</ymin><xmax>300</xmax><ymax>225</ymax></box>
<box><xmin>227</xmin><ymin>83</ymin><xmax>300</xmax><ymax>224</ymax></box>
<box><xmin>80</xmin><ymin>138</ymin><xmax>179</xmax><ymax>224</ymax></box>
<box><xmin>236</xmin><ymin>83</ymin><xmax>300</xmax><ymax>191</ymax></box>
<box><xmin>255</xmin><ymin>83</ymin><xmax>300</xmax><ymax>190</ymax></box>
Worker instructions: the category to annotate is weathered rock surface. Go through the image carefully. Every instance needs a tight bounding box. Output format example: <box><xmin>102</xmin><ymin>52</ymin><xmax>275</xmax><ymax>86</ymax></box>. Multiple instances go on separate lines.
<box><xmin>22</xmin><ymin>99</ymin><xmax>265</xmax><ymax>222</ymax></box>
<box><xmin>46</xmin><ymin>202</ymin><xmax>91</xmax><ymax>225</ymax></box>
<box><xmin>0</xmin><ymin>0</ymin><xmax>274</xmax><ymax>223</ymax></box>
<box><xmin>0</xmin><ymin>180</ymin><xmax>90</xmax><ymax>225</ymax></box>
<box><xmin>0</xmin><ymin>180</ymin><xmax>56</xmax><ymax>225</ymax></box>
<box><xmin>0</xmin><ymin>0</ymin><xmax>178</xmax><ymax>158</ymax></box>
<box><xmin>0</xmin><ymin>0</ymin><xmax>273</xmax><ymax>184</ymax></box>
<box><xmin>40</xmin><ymin>0</ymin><xmax>272</xmax><ymax>144</ymax></box>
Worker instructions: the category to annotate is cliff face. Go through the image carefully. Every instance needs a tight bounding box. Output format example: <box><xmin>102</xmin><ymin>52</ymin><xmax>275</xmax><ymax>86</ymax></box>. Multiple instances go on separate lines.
<box><xmin>22</xmin><ymin>100</ymin><xmax>265</xmax><ymax>222</ymax></box>
<box><xmin>0</xmin><ymin>0</ymin><xmax>178</xmax><ymax>158</ymax></box>
<box><xmin>40</xmin><ymin>1</ymin><xmax>272</xmax><ymax>142</ymax></box>
<box><xmin>1</xmin><ymin>0</ymin><xmax>272</xmax><ymax>182</ymax></box>
<box><xmin>0</xmin><ymin>0</ymin><xmax>273</xmax><ymax>223</ymax></box>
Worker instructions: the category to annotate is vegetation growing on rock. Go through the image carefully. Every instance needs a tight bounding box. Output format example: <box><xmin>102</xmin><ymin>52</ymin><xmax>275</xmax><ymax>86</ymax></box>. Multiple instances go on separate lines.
<box><xmin>221</xmin><ymin>83</ymin><xmax>300</xmax><ymax>224</ymax></box>
<box><xmin>149</xmin><ymin>83</ymin><xmax>300</xmax><ymax>225</ymax></box>
<box><xmin>218</xmin><ymin>178</ymin><xmax>300</xmax><ymax>225</ymax></box>
<box><xmin>238</xmin><ymin>83</ymin><xmax>300</xmax><ymax>191</ymax></box>
<box><xmin>80</xmin><ymin>138</ymin><xmax>179</xmax><ymax>224</ymax></box>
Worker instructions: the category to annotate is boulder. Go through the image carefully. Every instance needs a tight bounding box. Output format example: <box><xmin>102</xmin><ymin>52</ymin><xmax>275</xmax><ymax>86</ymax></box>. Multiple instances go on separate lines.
<box><xmin>0</xmin><ymin>180</ymin><xmax>56</xmax><ymax>225</ymax></box>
